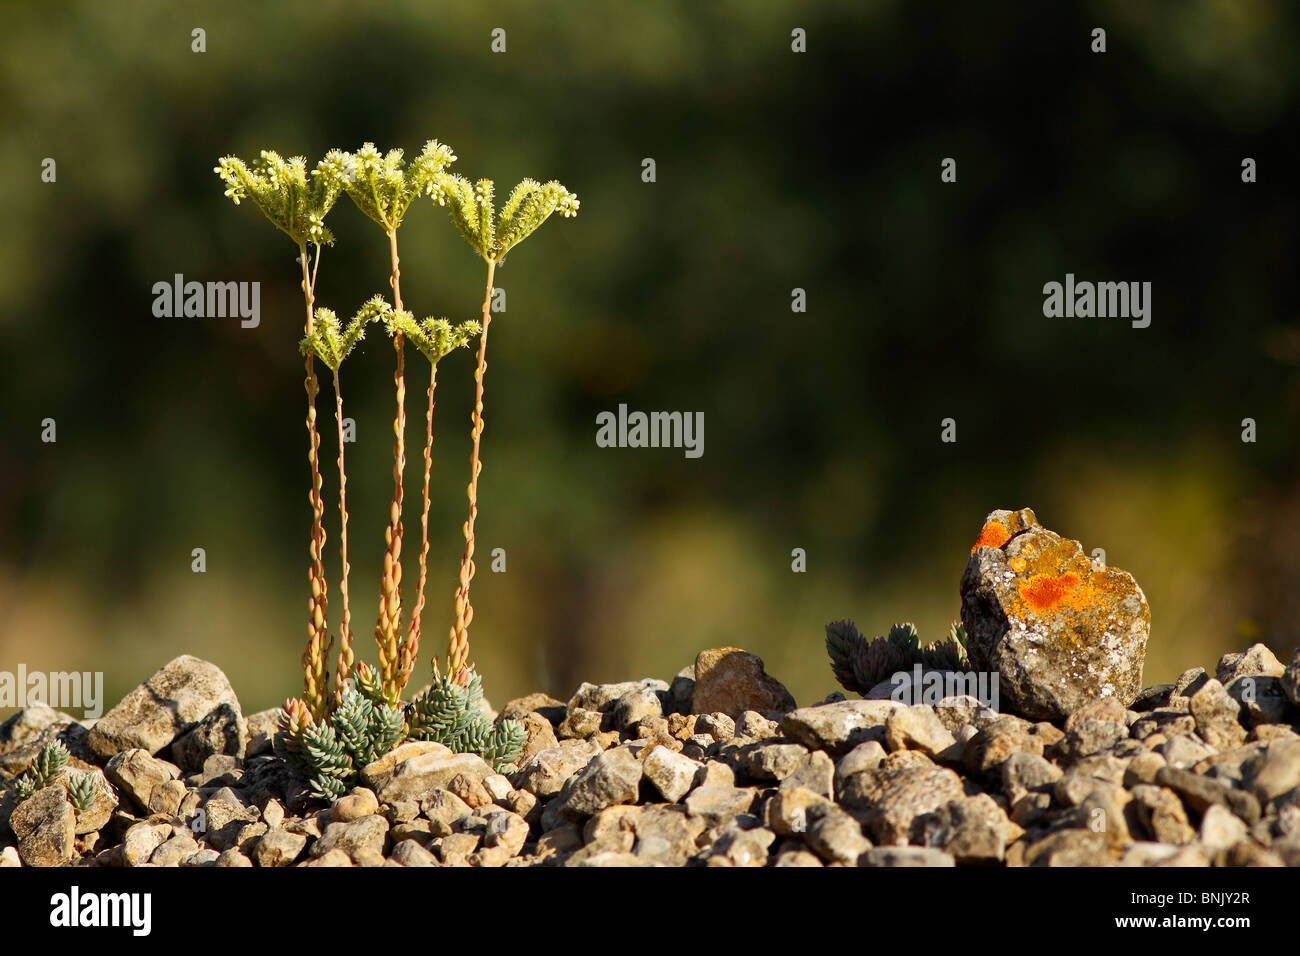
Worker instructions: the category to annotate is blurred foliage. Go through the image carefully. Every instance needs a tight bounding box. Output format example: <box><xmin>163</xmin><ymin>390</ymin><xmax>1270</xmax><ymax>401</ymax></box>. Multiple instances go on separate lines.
<box><xmin>1</xmin><ymin>0</ymin><xmax>1298</xmax><ymax>717</ymax></box>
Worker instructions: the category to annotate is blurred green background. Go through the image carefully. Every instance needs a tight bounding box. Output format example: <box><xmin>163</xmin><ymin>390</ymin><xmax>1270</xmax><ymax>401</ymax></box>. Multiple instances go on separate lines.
<box><xmin>2</xmin><ymin>0</ymin><xmax>1298</xmax><ymax>718</ymax></box>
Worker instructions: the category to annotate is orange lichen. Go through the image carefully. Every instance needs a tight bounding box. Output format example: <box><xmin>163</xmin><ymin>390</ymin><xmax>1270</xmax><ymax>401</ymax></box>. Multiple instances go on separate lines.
<box><xmin>1009</xmin><ymin>556</ymin><xmax>1028</xmax><ymax>573</ymax></box>
<box><xmin>971</xmin><ymin>520</ymin><xmax>1012</xmax><ymax>553</ymax></box>
<box><xmin>1018</xmin><ymin>572</ymin><xmax>1081</xmax><ymax>611</ymax></box>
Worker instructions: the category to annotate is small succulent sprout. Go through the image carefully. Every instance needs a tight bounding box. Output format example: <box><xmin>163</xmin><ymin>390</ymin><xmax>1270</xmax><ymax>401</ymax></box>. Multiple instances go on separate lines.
<box><xmin>299</xmin><ymin>296</ymin><xmax>394</xmax><ymax>373</ymax></box>
<box><xmin>352</xmin><ymin>661</ymin><xmax>387</xmax><ymax>707</ymax></box>
<box><xmin>274</xmin><ymin>696</ymin><xmax>315</xmax><ymax>761</ymax></box>
<box><xmin>322</xmin><ymin>140</ymin><xmax>458</xmax><ymax>233</ymax></box>
<box><xmin>13</xmin><ymin>739</ymin><xmax>71</xmax><ymax>800</ymax></box>
<box><xmin>825</xmin><ymin>620</ymin><xmax>968</xmax><ymax>696</ymax></box>
<box><xmin>432</xmin><ymin>173</ymin><xmax>579</xmax><ymax>263</ymax></box>
<box><xmin>214</xmin><ymin>150</ymin><xmax>342</xmax><ymax>246</ymax></box>
<box><xmin>384</xmin><ymin>312</ymin><xmax>480</xmax><ymax>365</ymax></box>
<box><xmin>65</xmin><ymin>772</ymin><xmax>97</xmax><ymax>819</ymax></box>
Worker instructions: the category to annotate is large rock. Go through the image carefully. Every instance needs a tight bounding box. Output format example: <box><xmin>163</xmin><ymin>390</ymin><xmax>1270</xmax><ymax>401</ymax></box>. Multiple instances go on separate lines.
<box><xmin>10</xmin><ymin>787</ymin><xmax>76</xmax><ymax>867</ymax></box>
<box><xmin>961</xmin><ymin>508</ymin><xmax>1150</xmax><ymax>719</ymax></box>
<box><xmin>690</xmin><ymin>648</ymin><xmax>796</xmax><ymax>719</ymax></box>
<box><xmin>88</xmin><ymin>655</ymin><xmax>240</xmax><ymax>759</ymax></box>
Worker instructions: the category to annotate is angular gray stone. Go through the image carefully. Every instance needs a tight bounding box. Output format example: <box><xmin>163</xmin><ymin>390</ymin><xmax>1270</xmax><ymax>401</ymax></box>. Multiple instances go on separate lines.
<box><xmin>642</xmin><ymin>745</ymin><xmax>701</xmax><ymax>803</ymax></box>
<box><xmin>312</xmin><ymin>814</ymin><xmax>389</xmax><ymax>862</ymax></box>
<box><xmin>171</xmin><ymin>702</ymin><xmax>246</xmax><ymax>773</ymax></box>
<box><xmin>552</xmin><ymin>747</ymin><xmax>643</xmax><ymax>821</ymax></box>
<box><xmin>361</xmin><ymin>744</ymin><xmax>493</xmax><ymax>804</ymax></box>
<box><xmin>609</xmin><ymin>689</ymin><xmax>663</xmax><ymax>733</ymax></box>
<box><xmin>804</xmin><ymin>805</ymin><xmax>870</xmax><ymax>865</ymax></box>
<box><xmin>884</xmin><ymin>706</ymin><xmax>959</xmax><ymax>761</ymax></box>
<box><xmin>705</xmin><ymin>825</ymin><xmax>775</xmax><ymax>867</ymax></box>
<box><xmin>840</xmin><ymin>763</ymin><xmax>965</xmax><ymax>845</ymax></box>
<box><xmin>149</xmin><ymin>833</ymin><xmax>201</xmax><ymax>867</ymax></box>
<box><xmin>1242</xmin><ymin>739</ymin><xmax>1300</xmax><ymax>804</ymax></box>
<box><xmin>1055</xmin><ymin>697</ymin><xmax>1129</xmax><ymax>763</ymax></box>
<box><xmin>1001</xmin><ymin>751</ymin><xmax>1062</xmax><ymax>804</ymax></box>
<box><xmin>916</xmin><ymin>793</ymin><xmax>1009</xmax><ymax>864</ymax></box>
<box><xmin>1215</xmin><ymin>643</ymin><xmax>1285</xmax><ymax>684</ymax></box>
<box><xmin>511</xmin><ymin>739</ymin><xmax>600</xmax><ymax>799</ymax></box>
<box><xmin>104</xmin><ymin>749</ymin><xmax>182</xmax><ymax>813</ymax></box>
<box><xmin>567</xmin><ymin>680</ymin><xmax>667</xmax><ymax>715</ymax></box>
<box><xmin>684</xmin><ymin>785</ymin><xmax>756</xmax><ymax>827</ymax></box>
<box><xmin>254</xmin><ymin>828</ymin><xmax>308</xmax><ymax>867</ymax></box>
<box><xmin>1188</xmin><ymin>679</ymin><xmax>1246</xmax><ymax>751</ymax></box>
<box><xmin>743</xmin><ymin>742</ymin><xmax>809</xmax><ymax>783</ymax></box>
<box><xmin>122</xmin><ymin>821</ymin><xmax>171</xmax><ymax>866</ymax></box>
<box><xmin>778</xmin><ymin>750</ymin><xmax>835</xmax><ymax>798</ymax></box>
<box><xmin>88</xmin><ymin>655</ymin><xmax>240</xmax><ymax>759</ymax></box>
<box><xmin>1127</xmin><ymin>785</ymin><xmax>1195</xmax><ymax>844</ymax></box>
<box><xmin>1225</xmin><ymin>675</ymin><xmax>1293</xmax><ymax>727</ymax></box>
<box><xmin>390</xmin><ymin>839</ymin><xmax>440</xmax><ymax>867</ymax></box>
<box><xmin>780</xmin><ymin>699</ymin><xmax>902</xmax><ymax>757</ymax></box>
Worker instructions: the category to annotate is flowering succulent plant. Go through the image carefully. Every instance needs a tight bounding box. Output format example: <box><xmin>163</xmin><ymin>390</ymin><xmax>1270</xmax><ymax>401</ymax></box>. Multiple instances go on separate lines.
<box><xmin>215</xmin><ymin>139</ymin><xmax>579</xmax><ymax>797</ymax></box>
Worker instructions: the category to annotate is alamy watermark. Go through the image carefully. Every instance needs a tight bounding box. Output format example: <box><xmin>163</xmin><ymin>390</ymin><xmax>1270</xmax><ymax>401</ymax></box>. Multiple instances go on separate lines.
<box><xmin>152</xmin><ymin>274</ymin><xmax>260</xmax><ymax>328</ymax></box>
<box><xmin>889</xmin><ymin>664</ymin><xmax>999</xmax><ymax>712</ymax></box>
<box><xmin>595</xmin><ymin>404</ymin><xmax>703</xmax><ymax>459</ymax></box>
<box><xmin>0</xmin><ymin>665</ymin><xmax>104</xmax><ymax>718</ymax></box>
<box><xmin>50</xmin><ymin>886</ymin><xmax>151</xmax><ymax>936</ymax></box>
<box><xmin>1042</xmin><ymin>273</ymin><xmax>1150</xmax><ymax>328</ymax></box>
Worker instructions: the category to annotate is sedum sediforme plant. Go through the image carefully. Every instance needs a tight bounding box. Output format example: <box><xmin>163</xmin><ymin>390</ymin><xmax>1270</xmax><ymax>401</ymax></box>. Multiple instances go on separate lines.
<box><xmin>320</xmin><ymin>142</ymin><xmax>459</xmax><ymax>704</ymax></box>
<box><xmin>300</xmin><ymin>295</ymin><xmax>396</xmax><ymax>697</ymax></box>
<box><xmin>826</xmin><ymin>620</ymin><xmax>968</xmax><ymax>696</ymax></box>
<box><xmin>383</xmin><ymin>310</ymin><xmax>480</xmax><ymax>693</ymax></box>
<box><xmin>218</xmin><ymin>139</ymin><xmax>574</xmax><ymax>803</ymax></box>
<box><xmin>215</xmin><ymin>151</ymin><xmax>342</xmax><ymax>720</ymax></box>
<box><xmin>431</xmin><ymin>173</ymin><xmax>579</xmax><ymax>684</ymax></box>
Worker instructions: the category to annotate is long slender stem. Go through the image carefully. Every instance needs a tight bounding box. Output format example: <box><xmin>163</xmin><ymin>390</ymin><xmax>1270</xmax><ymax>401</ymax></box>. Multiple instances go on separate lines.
<box><xmin>403</xmin><ymin>363</ymin><xmax>437</xmax><ymax>686</ymax></box>
<box><xmin>448</xmin><ymin>259</ymin><xmax>496</xmax><ymax>684</ymax></box>
<box><xmin>299</xmin><ymin>243</ymin><xmax>330</xmax><ymax>719</ymax></box>
<box><xmin>375</xmin><ymin>229</ymin><xmax>407</xmax><ymax>702</ymax></box>
<box><xmin>332</xmin><ymin>370</ymin><xmax>354</xmax><ymax>697</ymax></box>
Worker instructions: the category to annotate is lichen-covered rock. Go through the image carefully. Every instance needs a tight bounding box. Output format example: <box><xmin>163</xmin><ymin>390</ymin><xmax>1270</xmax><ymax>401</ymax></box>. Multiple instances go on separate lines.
<box><xmin>961</xmin><ymin>508</ymin><xmax>1150</xmax><ymax>719</ymax></box>
<box><xmin>88</xmin><ymin>655</ymin><xmax>240</xmax><ymax>759</ymax></box>
<box><xmin>691</xmin><ymin>648</ymin><xmax>796</xmax><ymax>719</ymax></box>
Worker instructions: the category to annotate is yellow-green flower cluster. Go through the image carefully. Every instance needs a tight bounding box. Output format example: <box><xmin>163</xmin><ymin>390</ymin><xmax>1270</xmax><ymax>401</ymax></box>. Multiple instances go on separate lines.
<box><xmin>213</xmin><ymin>150</ymin><xmax>340</xmax><ymax>246</ymax></box>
